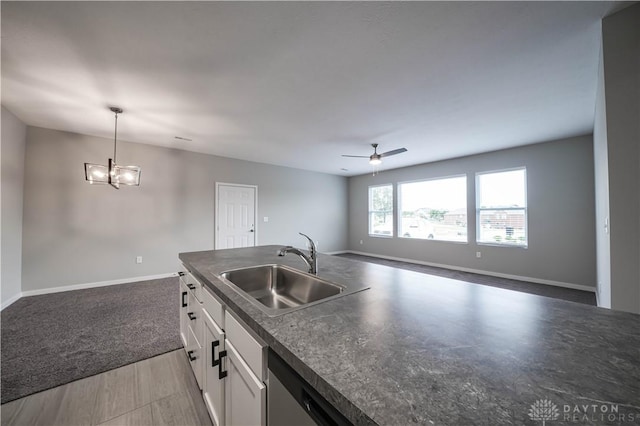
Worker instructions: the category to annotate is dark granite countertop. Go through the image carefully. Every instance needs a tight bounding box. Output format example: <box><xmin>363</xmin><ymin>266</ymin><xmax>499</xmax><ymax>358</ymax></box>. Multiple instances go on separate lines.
<box><xmin>179</xmin><ymin>246</ymin><xmax>640</xmax><ymax>425</ymax></box>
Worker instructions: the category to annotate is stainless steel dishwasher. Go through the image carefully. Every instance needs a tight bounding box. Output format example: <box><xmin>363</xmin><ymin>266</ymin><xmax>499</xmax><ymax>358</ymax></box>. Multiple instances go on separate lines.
<box><xmin>268</xmin><ymin>349</ymin><xmax>353</xmax><ymax>426</ymax></box>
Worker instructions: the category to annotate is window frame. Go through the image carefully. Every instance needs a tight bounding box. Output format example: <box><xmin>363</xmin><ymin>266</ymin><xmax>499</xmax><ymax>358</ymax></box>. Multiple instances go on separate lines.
<box><xmin>475</xmin><ymin>167</ymin><xmax>528</xmax><ymax>248</ymax></box>
<box><xmin>368</xmin><ymin>184</ymin><xmax>394</xmax><ymax>238</ymax></box>
<box><xmin>397</xmin><ymin>174</ymin><xmax>469</xmax><ymax>244</ymax></box>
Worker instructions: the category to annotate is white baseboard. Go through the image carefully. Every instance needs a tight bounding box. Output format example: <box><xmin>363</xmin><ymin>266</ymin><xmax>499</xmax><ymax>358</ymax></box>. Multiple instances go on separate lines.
<box><xmin>342</xmin><ymin>250</ymin><xmax>596</xmax><ymax>293</ymax></box>
<box><xmin>1</xmin><ymin>292</ymin><xmax>23</xmax><ymax>311</ymax></box>
<box><xmin>324</xmin><ymin>250</ymin><xmax>350</xmax><ymax>255</ymax></box>
<box><xmin>20</xmin><ymin>272</ymin><xmax>179</xmax><ymax>298</ymax></box>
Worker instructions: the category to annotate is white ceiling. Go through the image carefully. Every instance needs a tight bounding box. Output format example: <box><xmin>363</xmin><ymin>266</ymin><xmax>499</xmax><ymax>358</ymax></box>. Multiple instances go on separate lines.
<box><xmin>1</xmin><ymin>1</ymin><xmax>622</xmax><ymax>176</ymax></box>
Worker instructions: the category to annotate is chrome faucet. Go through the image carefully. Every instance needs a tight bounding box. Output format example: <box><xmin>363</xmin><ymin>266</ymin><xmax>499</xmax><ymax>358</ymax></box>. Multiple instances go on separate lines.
<box><xmin>277</xmin><ymin>233</ymin><xmax>318</xmax><ymax>275</ymax></box>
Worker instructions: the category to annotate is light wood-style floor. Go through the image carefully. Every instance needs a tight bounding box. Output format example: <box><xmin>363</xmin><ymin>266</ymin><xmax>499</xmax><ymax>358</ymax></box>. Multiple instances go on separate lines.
<box><xmin>336</xmin><ymin>253</ymin><xmax>597</xmax><ymax>305</ymax></box>
<box><xmin>1</xmin><ymin>349</ymin><xmax>212</xmax><ymax>426</ymax></box>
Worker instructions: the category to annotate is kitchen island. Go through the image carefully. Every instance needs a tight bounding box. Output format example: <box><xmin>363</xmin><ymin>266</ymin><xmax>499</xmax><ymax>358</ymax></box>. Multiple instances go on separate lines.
<box><xmin>179</xmin><ymin>246</ymin><xmax>640</xmax><ymax>425</ymax></box>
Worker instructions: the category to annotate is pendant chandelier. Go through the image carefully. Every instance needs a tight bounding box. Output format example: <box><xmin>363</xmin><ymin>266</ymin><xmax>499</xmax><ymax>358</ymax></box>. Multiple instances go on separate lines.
<box><xmin>84</xmin><ymin>107</ymin><xmax>141</xmax><ymax>189</ymax></box>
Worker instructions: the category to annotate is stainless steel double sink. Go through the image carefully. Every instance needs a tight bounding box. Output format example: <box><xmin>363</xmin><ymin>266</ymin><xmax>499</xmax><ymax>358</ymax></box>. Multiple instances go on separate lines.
<box><xmin>219</xmin><ymin>264</ymin><xmax>368</xmax><ymax>316</ymax></box>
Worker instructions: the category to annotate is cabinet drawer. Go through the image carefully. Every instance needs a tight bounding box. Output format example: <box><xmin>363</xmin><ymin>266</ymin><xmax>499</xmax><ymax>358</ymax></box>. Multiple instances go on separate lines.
<box><xmin>187</xmin><ymin>291</ymin><xmax>203</xmax><ymax>346</ymax></box>
<box><xmin>225</xmin><ymin>311</ymin><xmax>267</xmax><ymax>381</ymax></box>
<box><xmin>203</xmin><ymin>286</ymin><xmax>224</xmax><ymax>328</ymax></box>
<box><xmin>179</xmin><ymin>264</ymin><xmax>189</xmax><ymax>287</ymax></box>
<box><xmin>187</xmin><ymin>272</ymin><xmax>204</xmax><ymax>303</ymax></box>
<box><xmin>179</xmin><ymin>263</ymin><xmax>189</xmax><ymax>278</ymax></box>
<box><xmin>187</xmin><ymin>326</ymin><xmax>203</xmax><ymax>390</ymax></box>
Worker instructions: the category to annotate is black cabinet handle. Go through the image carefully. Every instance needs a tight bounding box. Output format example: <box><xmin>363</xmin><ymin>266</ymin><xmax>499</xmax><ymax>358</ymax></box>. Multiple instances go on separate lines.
<box><xmin>187</xmin><ymin>350</ymin><xmax>196</xmax><ymax>362</ymax></box>
<box><xmin>218</xmin><ymin>350</ymin><xmax>228</xmax><ymax>379</ymax></box>
<box><xmin>188</xmin><ymin>312</ymin><xmax>196</xmax><ymax>321</ymax></box>
<box><xmin>187</xmin><ymin>283</ymin><xmax>196</xmax><ymax>290</ymax></box>
<box><xmin>211</xmin><ymin>340</ymin><xmax>220</xmax><ymax>367</ymax></box>
<box><xmin>178</xmin><ymin>271</ymin><xmax>186</xmax><ymax>277</ymax></box>
<box><xmin>181</xmin><ymin>292</ymin><xmax>187</xmax><ymax>307</ymax></box>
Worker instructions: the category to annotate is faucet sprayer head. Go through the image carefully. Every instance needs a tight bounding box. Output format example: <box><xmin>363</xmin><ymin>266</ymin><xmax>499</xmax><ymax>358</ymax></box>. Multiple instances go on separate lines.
<box><xmin>277</xmin><ymin>246</ymin><xmax>293</xmax><ymax>256</ymax></box>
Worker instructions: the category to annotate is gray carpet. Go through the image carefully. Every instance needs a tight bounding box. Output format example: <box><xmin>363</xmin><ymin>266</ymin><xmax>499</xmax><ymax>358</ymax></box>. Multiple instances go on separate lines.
<box><xmin>1</xmin><ymin>277</ymin><xmax>181</xmax><ymax>404</ymax></box>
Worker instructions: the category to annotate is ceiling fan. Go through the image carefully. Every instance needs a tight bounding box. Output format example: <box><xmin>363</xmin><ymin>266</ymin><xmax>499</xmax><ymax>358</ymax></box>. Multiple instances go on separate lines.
<box><xmin>342</xmin><ymin>143</ymin><xmax>408</xmax><ymax>165</ymax></box>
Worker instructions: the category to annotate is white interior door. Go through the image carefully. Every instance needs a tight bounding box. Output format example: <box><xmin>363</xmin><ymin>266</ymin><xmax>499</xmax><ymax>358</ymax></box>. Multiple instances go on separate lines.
<box><xmin>216</xmin><ymin>183</ymin><xmax>257</xmax><ymax>249</ymax></box>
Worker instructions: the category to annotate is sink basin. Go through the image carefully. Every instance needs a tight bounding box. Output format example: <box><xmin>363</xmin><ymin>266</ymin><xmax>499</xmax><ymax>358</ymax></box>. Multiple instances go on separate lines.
<box><xmin>219</xmin><ymin>264</ymin><xmax>367</xmax><ymax>316</ymax></box>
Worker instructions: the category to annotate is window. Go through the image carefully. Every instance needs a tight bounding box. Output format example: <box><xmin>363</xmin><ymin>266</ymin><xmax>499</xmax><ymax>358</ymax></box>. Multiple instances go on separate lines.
<box><xmin>398</xmin><ymin>176</ymin><xmax>467</xmax><ymax>242</ymax></box>
<box><xmin>476</xmin><ymin>168</ymin><xmax>527</xmax><ymax>246</ymax></box>
<box><xmin>368</xmin><ymin>184</ymin><xmax>393</xmax><ymax>237</ymax></box>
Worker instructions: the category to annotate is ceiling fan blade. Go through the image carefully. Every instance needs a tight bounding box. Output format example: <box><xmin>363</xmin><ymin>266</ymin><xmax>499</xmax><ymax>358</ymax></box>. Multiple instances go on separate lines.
<box><xmin>380</xmin><ymin>148</ymin><xmax>408</xmax><ymax>157</ymax></box>
<box><xmin>341</xmin><ymin>155</ymin><xmax>370</xmax><ymax>158</ymax></box>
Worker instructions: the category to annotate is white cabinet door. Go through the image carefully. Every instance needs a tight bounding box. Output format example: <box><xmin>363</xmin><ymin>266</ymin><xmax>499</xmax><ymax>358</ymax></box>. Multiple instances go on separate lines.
<box><xmin>179</xmin><ymin>281</ymin><xmax>189</xmax><ymax>348</ymax></box>
<box><xmin>224</xmin><ymin>341</ymin><xmax>266</xmax><ymax>426</ymax></box>
<box><xmin>203</xmin><ymin>310</ymin><xmax>226</xmax><ymax>426</ymax></box>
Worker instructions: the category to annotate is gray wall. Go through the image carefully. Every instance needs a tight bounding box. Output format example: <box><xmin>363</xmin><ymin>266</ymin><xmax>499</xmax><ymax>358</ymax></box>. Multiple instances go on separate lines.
<box><xmin>348</xmin><ymin>135</ymin><xmax>597</xmax><ymax>288</ymax></box>
<box><xmin>599</xmin><ymin>3</ymin><xmax>640</xmax><ymax>313</ymax></box>
<box><xmin>22</xmin><ymin>127</ymin><xmax>348</xmax><ymax>292</ymax></box>
<box><xmin>593</xmin><ymin>42</ymin><xmax>611</xmax><ymax>307</ymax></box>
<box><xmin>1</xmin><ymin>107</ymin><xmax>27</xmax><ymax>307</ymax></box>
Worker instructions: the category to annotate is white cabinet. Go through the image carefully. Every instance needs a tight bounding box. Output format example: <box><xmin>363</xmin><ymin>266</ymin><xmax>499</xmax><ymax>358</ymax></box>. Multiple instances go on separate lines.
<box><xmin>224</xmin><ymin>312</ymin><xmax>266</xmax><ymax>380</ymax></box>
<box><xmin>203</xmin><ymin>309</ymin><xmax>226</xmax><ymax>426</ymax></box>
<box><xmin>187</xmin><ymin>324</ymin><xmax>203</xmax><ymax>390</ymax></box>
<box><xmin>187</xmin><ymin>290</ymin><xmax>204</xmax><ymax>345</ymax></box>
<box><xmin>222</xmin><ymin>311</ymin><xmax>267</xmax><ymax>426</ymax></box>
<box><xmin>186</xmin><ymin>271</ymin><xmax>204</xmax><ymax>303</ymax></box>
<box><xmin>180</xmin><ymin>267</ymin><xmax>203</xmax><ymax>390</ymax></box>
<box><xmin>179</xmin><ymin>280</ymin><xmax>189</xmax><ymax>347</ymax></box>
<box><xmin>224</xmin><ymin>340</ymin><xmax>266</xmax><ymax>426</ymax></box>
<box><xmin>180</xmin><ymin>263</ymin><xmax>267</xmax><ymax>425</ymax></box>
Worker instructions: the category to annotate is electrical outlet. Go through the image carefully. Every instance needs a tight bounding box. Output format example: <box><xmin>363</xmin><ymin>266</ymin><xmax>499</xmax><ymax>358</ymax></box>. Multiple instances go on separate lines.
<box><xmin>263</xmin><ymin>216</ymin><xmax>269</xmax><ymax>222</ymax></box>
<box><xmin>136</xmin><ymin>256</ymin><xmax>143</xmax><ymax>264</ymax></box>
<box><xmin>476</xmin><ymin>252</ymin><xmax>481</xmax><ymax>259</ymax></box>
<box><xmin>360</xmin><ymin>240</ymin><xmax>363</xmax><ymax>245</ymax></box>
